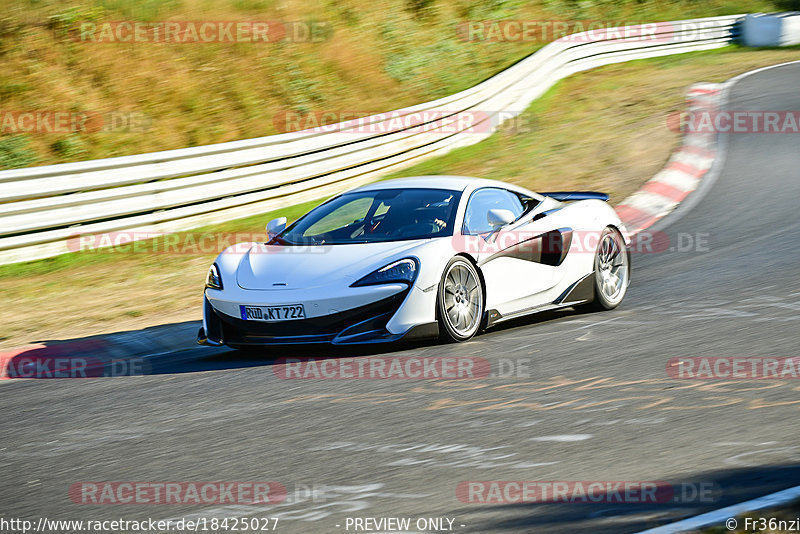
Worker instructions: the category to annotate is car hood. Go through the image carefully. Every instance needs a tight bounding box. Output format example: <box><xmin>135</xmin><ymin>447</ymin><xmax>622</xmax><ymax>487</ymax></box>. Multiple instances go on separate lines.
<box><xmin>235</xmin><ymin>240</ymin><xmax>429</xmax><ymax>290</ymax></box>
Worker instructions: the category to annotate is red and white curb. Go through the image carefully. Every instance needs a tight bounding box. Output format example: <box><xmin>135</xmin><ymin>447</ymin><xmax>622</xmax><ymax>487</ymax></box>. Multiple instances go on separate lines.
<box><xmin>615</xmin><ymin>83</ymin><xmax>722</xmax><ymax>235</ymax></box>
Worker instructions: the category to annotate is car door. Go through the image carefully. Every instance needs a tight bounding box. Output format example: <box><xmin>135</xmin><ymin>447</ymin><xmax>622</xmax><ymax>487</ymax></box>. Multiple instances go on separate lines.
<box><xmin>463</xmin><ymin>187</ymin><xmax>569</xmax><ymax>315</ymax></box>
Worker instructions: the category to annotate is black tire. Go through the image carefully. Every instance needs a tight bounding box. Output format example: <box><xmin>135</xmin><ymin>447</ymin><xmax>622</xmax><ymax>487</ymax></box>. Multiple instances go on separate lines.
<box><xmin>437</xmin><ymin>257</ymin><xmax>485</xmax><ymax>342</ymax></box>
<box><xmin>582</xmin><ymin>226</ymin><xmax>630</xmax><ymax>311</ymax></box>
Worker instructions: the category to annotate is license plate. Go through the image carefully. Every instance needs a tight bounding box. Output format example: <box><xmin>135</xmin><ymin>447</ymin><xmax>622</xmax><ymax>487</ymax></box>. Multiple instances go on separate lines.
<box><xmin>240</xmin><ymin>304</ymin><xmax>306</xmax><ymax>322</ymax></box>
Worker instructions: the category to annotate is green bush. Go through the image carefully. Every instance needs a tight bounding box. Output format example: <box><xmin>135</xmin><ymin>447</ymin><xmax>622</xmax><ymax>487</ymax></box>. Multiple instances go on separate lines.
<box><xmin>50</xmin><ymin>135</ymin><xmax>88</xmax><ymax>159</ymax></box>
<box><xmin>407</xmin><ymin>0</ymin><xmax>436</xmax><ymax>18</ymax></box>
<box><xmin>0</xmin><ymin>135</ymin><xmax>37</xmax><ymax>169</ymax></box>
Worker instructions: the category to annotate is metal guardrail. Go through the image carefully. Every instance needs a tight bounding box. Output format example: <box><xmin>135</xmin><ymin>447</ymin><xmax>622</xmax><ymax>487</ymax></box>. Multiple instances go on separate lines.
<box><xmin>741</xmin><ymin>12</ymin><xmax>800</xmax><ymax>46</ymax></box>
<box><xmin>0</xmin><ymin>15</ymin><xmax>742</xmax><ymax>265</ymax></box>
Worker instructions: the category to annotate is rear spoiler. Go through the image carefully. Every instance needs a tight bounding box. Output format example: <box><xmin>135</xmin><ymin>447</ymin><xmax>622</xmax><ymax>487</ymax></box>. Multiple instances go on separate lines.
<box><xmin>542</xmin><ymin>191</ymin><xmax>609</xmax><ymax>202</ymax></box>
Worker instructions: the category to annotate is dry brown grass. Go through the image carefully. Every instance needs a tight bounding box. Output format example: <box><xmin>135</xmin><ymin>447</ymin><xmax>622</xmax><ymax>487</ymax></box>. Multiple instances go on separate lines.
<box><xmin>0</xmin><ymin>0</ymin><xmax>781</xmax><ymax>166</ymax></box>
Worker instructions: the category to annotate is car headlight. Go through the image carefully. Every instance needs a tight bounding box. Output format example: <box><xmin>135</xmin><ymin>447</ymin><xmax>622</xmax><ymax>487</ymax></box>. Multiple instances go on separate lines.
<box><xmin>205</xmin><ymin>263</ymin><xmax>223</xmax><ymax>290</ymax></box>
<box><xmin>351</xmin><ymin>258</ymin><xmax>418</xmax><ymax>287</ymax></box>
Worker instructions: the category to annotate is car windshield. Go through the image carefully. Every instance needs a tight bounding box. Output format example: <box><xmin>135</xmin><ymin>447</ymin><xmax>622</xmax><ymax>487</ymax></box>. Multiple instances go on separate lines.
<box><xmin>276</xmin><ymin>188</ymin><xmax>461</xmax><ymax>245</ymax></box>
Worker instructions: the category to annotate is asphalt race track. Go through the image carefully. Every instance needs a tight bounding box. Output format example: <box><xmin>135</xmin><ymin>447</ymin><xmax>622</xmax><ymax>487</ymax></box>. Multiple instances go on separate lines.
<box><xmin>2</xmin><ymin>62</ymin><xmax>799</xmax><ymax>534</ymax></box>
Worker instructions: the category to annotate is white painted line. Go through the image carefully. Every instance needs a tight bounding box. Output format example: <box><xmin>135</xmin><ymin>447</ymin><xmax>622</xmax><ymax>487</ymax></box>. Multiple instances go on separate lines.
<box><xmin>530</xmin><ymin>434</ymin><xmax>593</xmax><ymax>442</ymax></box>
<box><xmin>578</xmin><ymin>316</ymin><xmax>622</xmax><ymax>329</ymax></box>
<box><xmin>635</xmin><ymin>484</ymin><xmax>800</xmax><ymax>533</ymax></box>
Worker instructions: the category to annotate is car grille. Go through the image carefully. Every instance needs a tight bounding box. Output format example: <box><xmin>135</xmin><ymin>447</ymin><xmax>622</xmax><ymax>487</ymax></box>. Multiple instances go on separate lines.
<box><xmin>214</xmin><ymin>290</ymin><xmax>409</xmax><ymax>344</ymax></box>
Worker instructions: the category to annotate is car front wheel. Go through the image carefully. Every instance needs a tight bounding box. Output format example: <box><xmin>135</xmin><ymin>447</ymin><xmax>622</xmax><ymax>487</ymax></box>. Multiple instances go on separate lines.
<box><xmin>437</xmin><ymin>257</ymin><xmax>484</xmax><ymax>342</ymax></box>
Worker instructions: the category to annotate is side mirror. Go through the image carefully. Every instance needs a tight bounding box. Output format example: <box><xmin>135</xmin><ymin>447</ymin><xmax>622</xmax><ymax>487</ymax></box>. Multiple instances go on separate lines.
<box><xmin>266</xmin><ymin>217</ymin><xmax>287</xmax><ymax>240</ymax></box>
<box><xmin>487</xmin><ymin>209</ymin><xmax>516</xmax><ymax>229</ymax></box>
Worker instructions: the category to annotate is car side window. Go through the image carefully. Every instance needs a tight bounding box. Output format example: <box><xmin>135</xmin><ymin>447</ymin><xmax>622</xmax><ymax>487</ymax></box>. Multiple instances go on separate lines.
<box><xmin>463</xmin><ymin>188</ymin><xmax>525</xmax><ymax>235</ymax></box>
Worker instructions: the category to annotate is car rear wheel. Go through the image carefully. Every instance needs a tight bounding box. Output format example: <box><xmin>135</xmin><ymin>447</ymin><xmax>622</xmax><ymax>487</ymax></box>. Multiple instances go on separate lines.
<box><xmin>437</xmin><ymin>257</ymin><xmax>484</xmax><ymax>342</ymax></box>
<box><xmin>584</xmin><ymin>226</ymin><xmax>629</xmax><ymax>311</ymax></box>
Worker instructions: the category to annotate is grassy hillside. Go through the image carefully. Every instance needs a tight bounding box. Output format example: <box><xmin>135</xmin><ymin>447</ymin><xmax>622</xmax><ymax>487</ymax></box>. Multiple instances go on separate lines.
<box><xmin>0</xmin><ymin>0</ymin><xmax>782</xmax><ymax>168</ymax></box>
